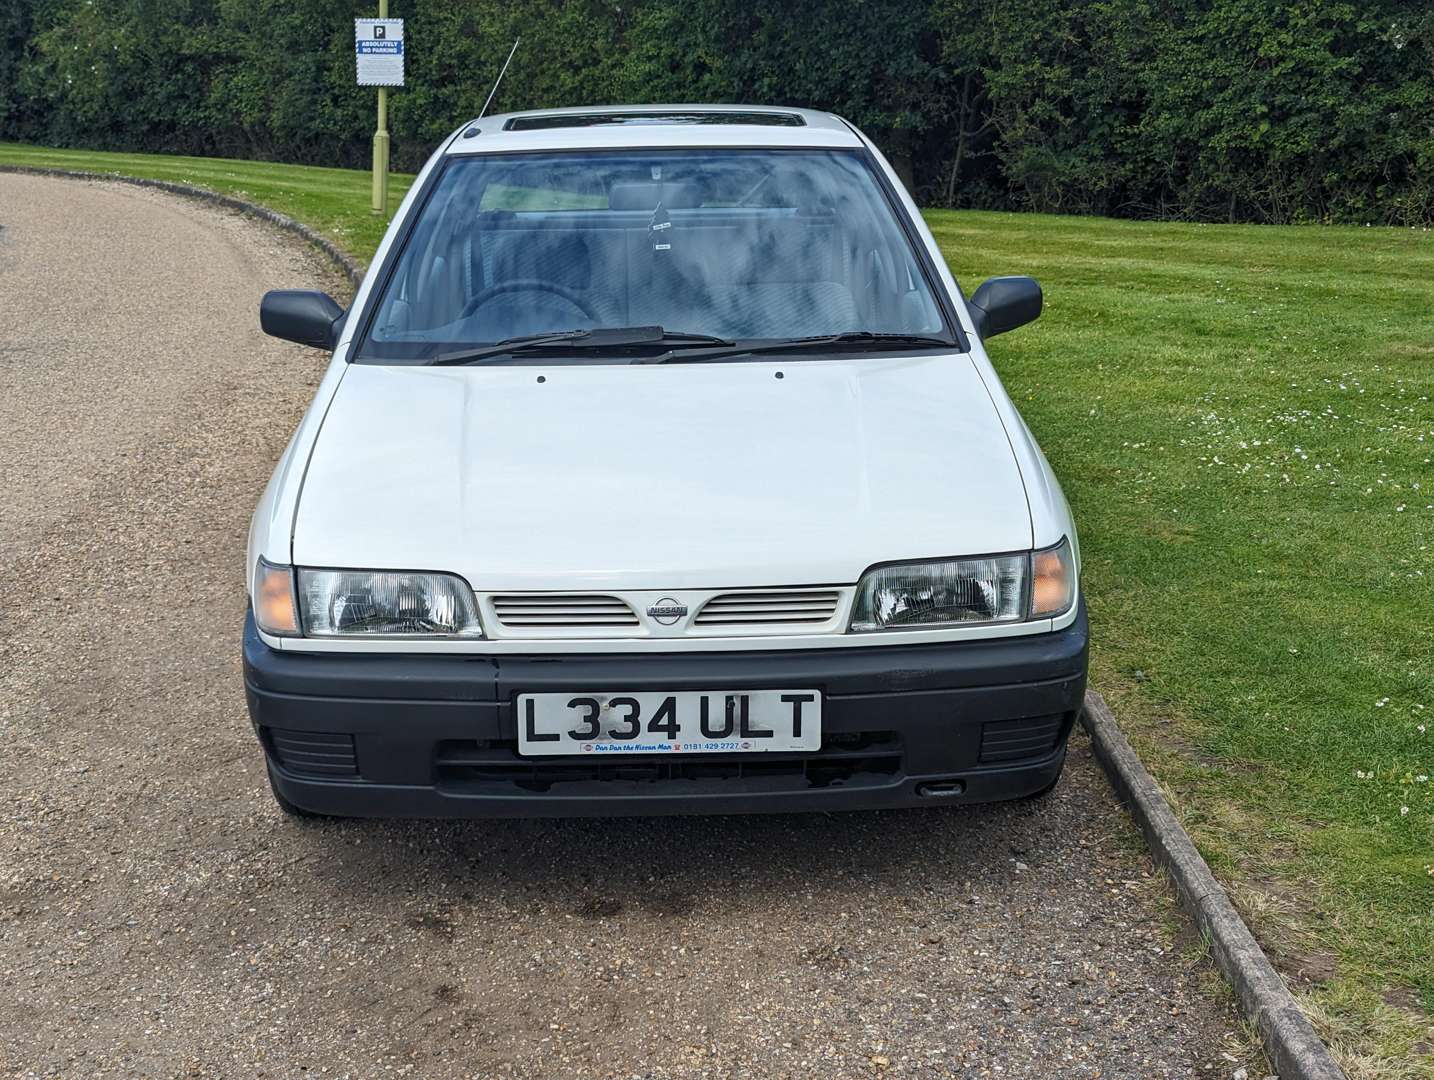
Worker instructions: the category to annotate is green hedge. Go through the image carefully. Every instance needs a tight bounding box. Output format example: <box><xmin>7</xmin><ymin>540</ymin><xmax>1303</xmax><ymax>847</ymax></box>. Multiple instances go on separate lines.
<box><xmin>3</xmin><ymin>0</ymin><xmax>1431</xmax><ymax>224</ymax></box>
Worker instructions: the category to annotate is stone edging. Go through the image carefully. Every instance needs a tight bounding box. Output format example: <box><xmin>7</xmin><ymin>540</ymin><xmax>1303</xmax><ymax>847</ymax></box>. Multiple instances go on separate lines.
<box><xmin>1081</xmin><ymin>690</ymin><xmax>1347</xmax><ymax>1080</ymax></box>
<box><xmin>0</xmin><ymin>164</ymin><xmax>365</xmax><ymax>288</ymax></box>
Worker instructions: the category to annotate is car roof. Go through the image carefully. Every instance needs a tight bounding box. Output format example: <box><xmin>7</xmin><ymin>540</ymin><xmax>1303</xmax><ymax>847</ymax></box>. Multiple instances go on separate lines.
<box><xmin>445</xmin><ymin>105</ymin><xmax>864</xmax><ymax>155</ymax></box>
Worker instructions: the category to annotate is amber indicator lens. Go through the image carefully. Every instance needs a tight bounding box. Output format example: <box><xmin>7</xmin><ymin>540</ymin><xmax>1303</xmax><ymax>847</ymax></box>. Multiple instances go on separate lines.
<box><xmin>254</xmin><ymin>560</ymin><xmax>300</xmax><ymax>636</ymax></box>
<box><xmin>1030</xmin><ymin>539</ymin><xmax>1075</xmax><ymax>618</ymax></box>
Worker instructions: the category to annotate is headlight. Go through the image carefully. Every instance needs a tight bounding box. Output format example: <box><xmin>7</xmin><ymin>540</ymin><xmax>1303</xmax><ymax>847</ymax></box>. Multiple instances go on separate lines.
<box><xmin>849</xmin><ymin>538</ymin><xmax>1074</xmax><ymax>631</ymax></box>
<box><xmin>298</xmin><ymin>568</ymin><xmax>484</xmax><ymax>638</ymax></box>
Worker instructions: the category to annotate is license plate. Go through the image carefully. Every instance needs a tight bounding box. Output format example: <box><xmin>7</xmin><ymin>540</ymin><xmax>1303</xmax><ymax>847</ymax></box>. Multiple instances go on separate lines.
<box><xmin>517</xmin><ymin>690</ymin><xmax>822</xmax><ymax>757</ymax></box>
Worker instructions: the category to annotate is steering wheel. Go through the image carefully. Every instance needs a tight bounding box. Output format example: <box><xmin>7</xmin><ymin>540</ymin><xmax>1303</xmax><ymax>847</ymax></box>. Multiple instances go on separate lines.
<box><xmin>460</xmin><ymin>278</ymin><xmax>599</xmax><ymax>321</ymax></box>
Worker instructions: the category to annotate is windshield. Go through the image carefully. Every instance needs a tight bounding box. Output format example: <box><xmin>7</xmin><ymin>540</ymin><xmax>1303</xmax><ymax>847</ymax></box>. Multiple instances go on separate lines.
<box><xmin>356</xmin><ymin>148</ymin><xmax>950</xmax><ymax>363</ymax></box>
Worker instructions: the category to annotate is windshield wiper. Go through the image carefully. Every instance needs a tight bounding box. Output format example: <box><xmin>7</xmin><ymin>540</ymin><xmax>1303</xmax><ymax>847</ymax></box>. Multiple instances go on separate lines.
<box><xmin>430</xmin><ymin>329</ymin><xmax>590</xmax><ymax>365</ymax></box>
<box><xmin>630</xmin><ymin>331</ymin><xmax>955</xmax><ymax>365</ymax></box>
<box><xmin>429</xmin><ymin>326</ymin><xmax>733</xmax><ymax>366</ymax></box>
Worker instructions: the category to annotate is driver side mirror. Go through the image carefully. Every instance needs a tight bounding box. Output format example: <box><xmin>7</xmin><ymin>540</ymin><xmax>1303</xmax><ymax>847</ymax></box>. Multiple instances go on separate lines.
<box><xmin>260</xmin><ymin>290</ymin><xmax>346</xmax><ymax>350</ymax></box>
<box><xmin>967</xmin><ymin>276</ymin><xmax>1042</xmax><ymax>340</ymax></box>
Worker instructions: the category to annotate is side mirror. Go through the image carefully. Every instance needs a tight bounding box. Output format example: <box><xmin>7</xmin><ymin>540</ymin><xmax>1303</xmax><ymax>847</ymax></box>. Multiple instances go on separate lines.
<box><xmin>967</xmin><ymin>276</ymin><xmax>1042</xmax><ymax>340</ymax></box>
<box><xmin>260</xmin><ymin>290</ymin><xmax>346</xmax><ymax>350</ymax></box>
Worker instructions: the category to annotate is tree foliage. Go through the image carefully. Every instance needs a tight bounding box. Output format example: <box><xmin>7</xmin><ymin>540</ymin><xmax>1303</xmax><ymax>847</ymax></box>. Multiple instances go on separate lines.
<box><xmin>1</xmin><ymin>0</ymin><xmax>1430</xmax><ymax>223</ymax></box>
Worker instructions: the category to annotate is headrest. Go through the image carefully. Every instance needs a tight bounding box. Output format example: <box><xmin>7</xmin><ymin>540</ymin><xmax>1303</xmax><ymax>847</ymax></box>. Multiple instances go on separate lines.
<box><xmin>608</xmin><ymin>181</ymin><xmax>703</xmax><ymax>210</ymax></box>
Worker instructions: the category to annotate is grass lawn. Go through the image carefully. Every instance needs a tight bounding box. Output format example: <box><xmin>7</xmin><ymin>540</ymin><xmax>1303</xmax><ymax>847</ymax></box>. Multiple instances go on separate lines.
<box><xmin>927</xmin><ymin>209</ymin><xmax>1433</xmax><ymax>1077</ymax></box>
<box><xmin>3</xmin><ymin>142</ymin><xmax>1431</xmax><ymax>1075</ymax></box>
<box><xmin>0</xmin><ymin>143</ymin><xmax>414</xmax><ymax>261</ymax></box>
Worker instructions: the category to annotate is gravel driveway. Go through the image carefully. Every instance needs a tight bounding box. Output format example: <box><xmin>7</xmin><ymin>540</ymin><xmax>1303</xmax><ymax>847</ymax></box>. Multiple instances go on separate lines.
<box><xmin>0</xmin><ymin>173</ymin><xmax>1259</xmax><ymax>1079</ymax></box>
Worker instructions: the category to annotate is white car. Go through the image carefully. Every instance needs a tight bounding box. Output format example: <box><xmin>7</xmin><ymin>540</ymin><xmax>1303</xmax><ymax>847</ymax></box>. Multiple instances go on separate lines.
<box><xmin>246</xmin><ymin>105</ymin><xmax>1086</xmax><ymax>819</ymax></box>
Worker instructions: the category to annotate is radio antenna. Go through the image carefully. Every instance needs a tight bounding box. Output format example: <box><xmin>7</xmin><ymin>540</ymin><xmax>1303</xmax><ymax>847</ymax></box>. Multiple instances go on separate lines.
<box><xmin>478</xmin><ymin>38</ymin><xmax>521</xmax><ymax>120</ymax></box>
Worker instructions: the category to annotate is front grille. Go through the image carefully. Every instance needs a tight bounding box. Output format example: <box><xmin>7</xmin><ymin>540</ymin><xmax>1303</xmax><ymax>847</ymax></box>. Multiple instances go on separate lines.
<box><xmin>434</xmin><ymin>731</ymin><xmax>902</xmax><ymax>794</ymax></box>
<box><xmin>266</xmin><ymin>729</ymin><xmax>358</xmax><ymax>777</ymax></box>
<box><xmin>978</xmin><ymin>714</ymin><xmax>1067</xmax><ymax>764</ymax></box>
<box><xmin>693</xmin><ymin>589</ymin><xmax>841</xmax><ymax>627</ymax></box>
<box><xmin>490</xmin><ymin>594</ymin><xmax>639</xmax><ymax>629</ymax></box>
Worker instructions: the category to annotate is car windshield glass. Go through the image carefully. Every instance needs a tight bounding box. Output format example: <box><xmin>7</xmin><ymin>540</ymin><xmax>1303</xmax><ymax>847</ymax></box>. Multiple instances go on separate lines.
<box><xmin>355</xmin><ymin>148</ymin><xmax>950</xmax><ymax>363</ymax></box>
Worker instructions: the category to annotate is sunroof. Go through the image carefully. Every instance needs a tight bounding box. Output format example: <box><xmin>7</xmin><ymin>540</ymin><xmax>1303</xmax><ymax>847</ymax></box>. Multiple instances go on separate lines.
<box><xmin>505</xmin><ymin>111</ymin><xmax>806</xmax><ymax>132</ymax></box>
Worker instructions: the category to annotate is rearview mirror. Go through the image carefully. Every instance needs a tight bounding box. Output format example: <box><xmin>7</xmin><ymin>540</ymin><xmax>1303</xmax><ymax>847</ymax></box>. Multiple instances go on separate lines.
<box><xmin>260</xmin><ymin>290</ymin><xmax>346</xmax><ymax>350</ymax></box>
<box><xmin>967</xmin><ymin>276</ymin><xmax>1042</xmax><ymax>340</ymax></box>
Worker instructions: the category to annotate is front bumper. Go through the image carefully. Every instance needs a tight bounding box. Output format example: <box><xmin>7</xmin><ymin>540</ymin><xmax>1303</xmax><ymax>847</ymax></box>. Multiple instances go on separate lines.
<box><xmin>243</xmin><ymin>603</ymin><xmax>1088</xmax><ymax>818</ymax></box>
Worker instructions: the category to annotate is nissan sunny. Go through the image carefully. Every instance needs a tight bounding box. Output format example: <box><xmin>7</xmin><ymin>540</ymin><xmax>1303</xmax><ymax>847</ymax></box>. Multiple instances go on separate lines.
<box><xmin>245</xmin><ymin>105</ymin><xmax>1088</xmax><ymax>819</ymax></box>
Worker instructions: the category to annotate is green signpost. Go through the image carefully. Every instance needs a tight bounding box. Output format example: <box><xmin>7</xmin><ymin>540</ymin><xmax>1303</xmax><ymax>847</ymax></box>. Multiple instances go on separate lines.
<box><xmin>355</xmin><ymin>3</ymin><xmax>404</xmax><ymax>216</ymax></box>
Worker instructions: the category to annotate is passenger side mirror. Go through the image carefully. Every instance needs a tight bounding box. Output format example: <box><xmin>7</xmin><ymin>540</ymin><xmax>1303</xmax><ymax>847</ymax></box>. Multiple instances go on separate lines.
<box><xmin>967</xmin><ymin>276</ymin><xmax>1042</xmax><ymax>340</ymax></box>
<box><xmin>260</xmin><ymin>290</ymin><xmax>346</xmax><ymax>350</ymax></box>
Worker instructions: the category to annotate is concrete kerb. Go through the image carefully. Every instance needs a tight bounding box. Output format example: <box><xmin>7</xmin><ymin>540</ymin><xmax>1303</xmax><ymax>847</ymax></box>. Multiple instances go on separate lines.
<box><xmin>0</xmin><ymin>165</ymin><xmax>365</xmax><ymax>288</ymax></box>
<box><xmin>1081</xmin><ymin>690</ymin><xmax>1347</xmax><ymax>1080</ymax></box>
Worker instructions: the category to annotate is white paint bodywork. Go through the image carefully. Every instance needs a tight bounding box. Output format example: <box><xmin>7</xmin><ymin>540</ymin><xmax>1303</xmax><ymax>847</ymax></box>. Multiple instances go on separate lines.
<box><xmin>248</xmin><ymin>105</ymin><xmax>1080</xmax><ymax>653</ymax></box>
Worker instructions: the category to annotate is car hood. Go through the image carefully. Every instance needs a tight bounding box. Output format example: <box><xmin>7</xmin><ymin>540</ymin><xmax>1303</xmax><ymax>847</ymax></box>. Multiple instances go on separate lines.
<box><xmin>292</xmin><ymin>355</ymin><xmax>1032</xmax><ymax>590</ymax></box>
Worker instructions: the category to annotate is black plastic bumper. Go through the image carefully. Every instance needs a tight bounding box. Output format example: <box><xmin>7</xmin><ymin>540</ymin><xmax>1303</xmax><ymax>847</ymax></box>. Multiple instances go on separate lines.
<box><xmin>243</xmin><ymin>602</ymin><xmax>1088</xmax><ymax>818</ymax></box>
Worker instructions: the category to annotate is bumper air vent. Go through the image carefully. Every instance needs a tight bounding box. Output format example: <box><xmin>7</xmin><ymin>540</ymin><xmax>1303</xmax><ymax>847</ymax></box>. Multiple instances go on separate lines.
<box><xmin>978</xmin><ymin>713</ymin><xmax>1068</xmax><ymax>764</ymax></box>
<box><xmin>266</xmin><ymin>729</ymin><xmax>358</xmax><ymax>777</ymax></box>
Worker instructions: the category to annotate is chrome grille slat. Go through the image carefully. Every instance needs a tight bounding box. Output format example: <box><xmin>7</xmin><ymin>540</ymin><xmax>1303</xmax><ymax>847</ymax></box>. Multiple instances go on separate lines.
<box><xmin>496</xmin><ymin>609</ymin><xmax>634</xmax><ymax>616</ymax></box>
<box><xmin>700</xmin><ymin>600</ymin><xmax>835</xmax><ymax>609</ymax></box>
<box><xmin>696</xmin><ymin>615</ymin><xmax>831</xmax><ymax>623</ymax></box>
<box><xmin>697</xmin><ymin>605</ymin><xmax>835</xmax><ymax>614</ymax></box>
<box><xmin>703</xmin><ymin>593</ymin><xmax>834</xmax><ymax>602</ymax></box>
<box><xmin>499</xmin><ymin>617</ymin><xmax>636</xmax><ymax>624</ymax></box>
<box><xmin>496</xmin><ymin>599</ymin><xmax>631</xmax><ymax>607</ymax></box>
<box><xmin>701</xmin><ymin>595</ymin><xmax>840</xmax><ymax>607</ymax></box>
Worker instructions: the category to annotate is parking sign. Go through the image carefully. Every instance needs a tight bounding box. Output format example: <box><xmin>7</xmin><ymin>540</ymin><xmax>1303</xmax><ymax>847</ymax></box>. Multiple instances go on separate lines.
<box><xmin>355</xmin><ymin>19</ymin><xmax>404</xmax><ymax>87</ymax></box>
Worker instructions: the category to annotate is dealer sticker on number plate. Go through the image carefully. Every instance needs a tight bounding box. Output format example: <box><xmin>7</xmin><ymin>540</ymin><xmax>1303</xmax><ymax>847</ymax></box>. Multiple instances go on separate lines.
<box><xmin>517</xmin><ymin>690</ymin><xmax>822</xmax><ymax>756</ymax></box>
